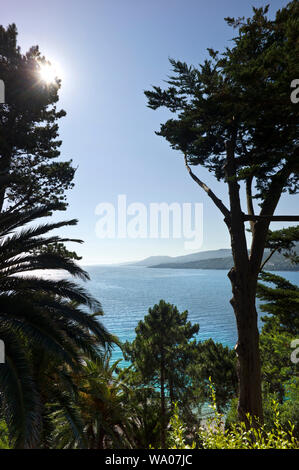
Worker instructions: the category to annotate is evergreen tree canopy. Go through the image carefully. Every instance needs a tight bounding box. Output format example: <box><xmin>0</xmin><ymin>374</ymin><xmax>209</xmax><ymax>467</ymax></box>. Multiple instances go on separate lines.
<box><xmin>145</xmin><ymin>1</ymin><xmax>299</xmax><ymax>423</ymax></box>
<box><xmin>257</xmin><ymin>226</ymin><xmax>298</xmax><ymax>403</ymax></box>
<box><xmin>124</xmin><ymin>299</ymin><xmax>199</xmax><ymax>392</ymax></box>
<box><xmin>123</xmin><ymin>300</ymin><xmax>200</xmax><ymax>447</ymax></box>
<box><xmin>259</xmin><ymin>225</ymin><xmax>299</xmax><ymax>336</ymax></box>
<box><xmin>145</xmin><ymin>2</ymin><xmax>299</xmax><ymax>198</ymax></box>
<box><xmin>258</xmin><ymin>271</ymin><xmax>299</xmax><ymax>337</ymax></box>
<box><xmin>262</xmin><ymin>225</ymin><xmax>299</xmax><ymax>268</ymax></box>
<box><xmin>0</xmin><ymin>24</ymin><xmax>75</xmax><ymax>212</ymax></box>
<box><xmin>191</xmin><ymin>339</ymin><xmax>238</xmax><ymax>412</ymax></box>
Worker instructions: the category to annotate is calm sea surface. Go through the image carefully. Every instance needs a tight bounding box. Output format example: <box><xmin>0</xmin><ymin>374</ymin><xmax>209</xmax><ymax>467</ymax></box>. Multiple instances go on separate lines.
<box><xmin>75</xmin><ymin>266</ymin><xmax>299</xmax><ymax>364</ymax></box>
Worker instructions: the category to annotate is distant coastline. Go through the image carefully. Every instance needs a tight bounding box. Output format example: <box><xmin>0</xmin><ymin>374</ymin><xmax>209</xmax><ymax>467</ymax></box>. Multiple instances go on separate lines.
<box><xmin>125</xmin><ymin>247</ymin><xmax>299</xmax><ymax>272</ymax></box>
<box><xmin>148</xmin><ymin>258</ymin><xmax>299</xmax><ymax>271</ymax></box>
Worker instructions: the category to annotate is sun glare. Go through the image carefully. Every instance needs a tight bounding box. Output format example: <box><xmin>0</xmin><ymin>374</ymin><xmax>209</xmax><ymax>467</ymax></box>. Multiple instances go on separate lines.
<box><xmin>38</xmin><ymin>62</ymin><xmax>62</xmax><ymax>84</ymax></box>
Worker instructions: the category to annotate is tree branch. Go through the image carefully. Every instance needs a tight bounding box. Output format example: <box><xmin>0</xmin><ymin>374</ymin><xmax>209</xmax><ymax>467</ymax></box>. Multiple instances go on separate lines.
<box><xmin>250</xmin><ymin>163</ymin><xmax>293</xmax><ymax>273</ymax></box>
<box><xmin>223</xmin><ymin>139</ymin><xmax>249</xmax><ymax>270</ymax></box>
<box><xmin>184</xmin><ymin>153</ymin><xmax>231</xmax><ymax>223</ymax></box>
<box><xmin>246</xmin><ymin>175</ymin><xmax>255</xmax><ymax>232</ymax></box>
<box><xmin>244</xmin><ymin>214</ymin><xmax>299</xmax><ymax>222</ymax></box>
<box><xmin>259</xmin><ymin>247</ymin><xmax>279</xmax><ymax>272</ymax></box>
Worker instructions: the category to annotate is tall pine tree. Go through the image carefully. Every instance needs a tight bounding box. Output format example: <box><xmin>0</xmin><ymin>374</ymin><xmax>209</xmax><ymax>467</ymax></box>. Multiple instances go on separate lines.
<box><xmin>145</xmin><ymin>2</ymin><xmax>299</xmax><ymax>424</ymax></box>
<box><xmin>0</xmin><ymin>24</ymin><xmax>75</xmax><ymax>212</ymax></box>
<box><xmin>123</xmin><ymin>300</ymin><xmax>199</xmax><ymax>448</ymax></box>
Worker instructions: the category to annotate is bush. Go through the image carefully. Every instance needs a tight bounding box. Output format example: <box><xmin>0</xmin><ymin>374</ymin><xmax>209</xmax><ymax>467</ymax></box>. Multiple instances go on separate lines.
<box><xmin>0</xmin><ymin>421</ymin><xmax>10</xmax><ymax>449</ymax></box>
<box><xmin>168</xmin><ymin>379</ymin><xmax>298</xmax><ymax>449</ymax></box>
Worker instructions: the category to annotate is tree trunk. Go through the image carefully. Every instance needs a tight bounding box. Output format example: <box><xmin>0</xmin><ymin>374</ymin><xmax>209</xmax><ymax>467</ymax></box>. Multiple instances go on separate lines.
<box><xmin>169</xmin><ymin>378</ymin><xmax>175</xmax><ymax>414</ymax></box>
<box><xmin>184</xmin><ymin>142</ymin><xmax>293</xmax><ymax>427</ymax></box>
<box><xmin>224</xmin><ymin>139</ymin><xmax>263</xmax><ymax>425</ymax></box>
<box><xmin>160</xmin><ymin>352</ymin><xmax>166</xmax><ymax>448</ymax></box>
<box><xmin>228</xmin><ymin>267</ymin><xmax>263</xmax><ymax>425</ymax></box>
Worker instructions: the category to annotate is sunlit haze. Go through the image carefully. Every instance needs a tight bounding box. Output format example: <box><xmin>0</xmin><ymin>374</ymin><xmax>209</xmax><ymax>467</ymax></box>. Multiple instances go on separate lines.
<box><xmin>38</xmin><ymin>61</ymin><xmax>62</xmax><ymax>84</ymax></box>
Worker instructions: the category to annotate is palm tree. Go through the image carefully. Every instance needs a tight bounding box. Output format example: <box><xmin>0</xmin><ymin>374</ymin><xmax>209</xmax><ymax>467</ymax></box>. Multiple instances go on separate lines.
<box><xmin>0</xmin><ymin>203</ymin><xmax>114</xmax><ymax>448</ymax></box>
<box><xmin>51</xmin><ymin>354</ymin><xmax>132</xmax><ymax>449</ymax></box>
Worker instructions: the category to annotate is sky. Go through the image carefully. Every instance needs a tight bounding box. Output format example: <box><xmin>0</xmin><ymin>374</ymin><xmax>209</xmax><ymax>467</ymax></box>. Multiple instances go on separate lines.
<box><xmin>2</xmin><ymin>0</ymin><xmax>297</xmax><ymax>264</ymax></box>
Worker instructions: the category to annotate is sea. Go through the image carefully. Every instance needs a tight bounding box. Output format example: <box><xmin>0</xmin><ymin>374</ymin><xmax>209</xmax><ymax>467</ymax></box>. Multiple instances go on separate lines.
<box><xmin>73</xmin><ymin>265</ymin><xmax>299</xmax><ymax>365</ymax></box>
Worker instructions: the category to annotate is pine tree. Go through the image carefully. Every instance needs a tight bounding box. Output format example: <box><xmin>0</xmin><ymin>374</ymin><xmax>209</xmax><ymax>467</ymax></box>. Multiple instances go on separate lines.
<box><xmin>0</xmin><ymin>24</ymin><xmax>75</xmax><ymax>212</ymax></box>
<box><xmin>145</xmin><ymin>2</ymin><xmax>299</xmax><ymax>424</ymax></box>
<box><xmin>123</xmin><ymin>300</ymin><xmax>199</xmax><ymax>448</ymax></box>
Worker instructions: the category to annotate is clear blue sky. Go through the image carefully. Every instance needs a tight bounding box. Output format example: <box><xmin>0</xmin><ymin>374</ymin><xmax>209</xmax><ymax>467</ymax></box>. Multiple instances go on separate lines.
<box><xmin>3</xmin><ymin>0</ymin><xmax>297</xmax><ymax>264</ymax></box>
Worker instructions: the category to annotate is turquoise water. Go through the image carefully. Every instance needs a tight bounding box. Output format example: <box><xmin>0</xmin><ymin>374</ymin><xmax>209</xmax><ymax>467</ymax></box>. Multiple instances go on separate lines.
<box><xmin>82</xmin><ymin>266</ymin><xmax>299</xmax><ymax>364</ymax></box>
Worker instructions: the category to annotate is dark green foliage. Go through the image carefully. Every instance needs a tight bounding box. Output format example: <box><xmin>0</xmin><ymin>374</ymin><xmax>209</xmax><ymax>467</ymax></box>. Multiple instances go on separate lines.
<box><xmin>0</xmin><ymin>24</ymin><xmax>75</xmax><ymax>211</ymax></box>
<box><xmin>0</xmin><ymin>23</ymin><xmax>116</xmax><ymax>449</ymax></box>
<box><xmin>0</xmin><ymin>205</ymin><xmax>114</xmax><ymax>448</ymax></box>
<box><xmin>124</xmin><ymin>300</ymin><xmax>199</xmax><ymax>389</ymax></box>
<box><xmin>265</xmin><ymin>226</ymin><xmax>299</xmax><ymax>255</ymax></box>
<box><xmin>278</xmin><ymin>379</ymin><xmax>299</xmax><ymax>438</ymax></box>
<box><xmin>256</xmin><ymin>226</ymin><xmax>299</xmax><ymax>433</ymax></box>
<box><xmin>257</xmin><ymin>270</ymin><xmax>298</xmax><ymax>404</ymax></box>
<box><xmin>145</xmin><ymin>0</ymin><xmax>299</xmax><ymax>422</ymax></box>
<box><xmin>123</xmin><ymin>300</ymin><xmax>201</xmax><ymax>446</ymax></box>
<box><xmin>145</xmin><ymin>2</ymin><xmax>299</xmax><ymax>196</ymax></box>
<box><xmin>190</xmin><ymin>339</ymin><xmax>238</xmax><ymax>412</ymax></box>
<box><xmin>1</xmin><ymin>3</ymin><xmax>298</xmax><ymax>447</ymax></box>
<box><xmin>258</xmin><ymin>226</ymin><xmax>299</xmax><ymax>338</ymax></box>
<box><xmin>262</xmin><ymin>226</ymin><xmax>299</xmax><ymax>268</ymax></box>
<box><xmin>258</xmin><ymin>271</ymin><xmax>299</xmax><ymax>336</ymax></box>
<box><xmin>226</xmin><ymin>382</ymin><xmax>299</xmax><ymax>440</ymax></box>
<box><xmin>51</xmin><ymin>356</ymin><xmax>132</xmax><ymax>449</ymax></box>
<box><xmin>124</xmin><ymin>300</ymin><xmax>199</xmax><ymax>394</ymax></box>
<box><xmin>118</xmin><ymin>370</ymin><xmax>163</xmax><ymax>449</ymax></box>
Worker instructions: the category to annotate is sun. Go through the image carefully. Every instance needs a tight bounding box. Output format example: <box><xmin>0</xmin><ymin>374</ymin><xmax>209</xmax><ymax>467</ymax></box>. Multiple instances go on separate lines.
<box><xmin>38</xmin><ymin>62</ymin><xmax>62</xmax><ymax>84</ymax></box>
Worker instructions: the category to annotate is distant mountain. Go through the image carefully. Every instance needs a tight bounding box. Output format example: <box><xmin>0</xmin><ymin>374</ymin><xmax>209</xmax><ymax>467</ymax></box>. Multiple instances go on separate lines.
<box><xmin>130</xmin><ymin>255</ymin><xmax>174</xmax><ymax>267</ymax></box>
<box><xmin>151</xmin><ymin>257</ymin><xmax>234</xmax><ymax>270</ymax></box>
<box><xmin>149</xmin><ymin>249</ymin><xmax>299</xmax><ymax>271</ymax></box>
<box><xmin>129</xmin><ymin>249</ymin><xmax>232</xmax><ymax>267</ymax></box>
<box><xmin>128</xmin><ymin>245</ymin><xmax>299</xmax><ymax>271</ymax></box>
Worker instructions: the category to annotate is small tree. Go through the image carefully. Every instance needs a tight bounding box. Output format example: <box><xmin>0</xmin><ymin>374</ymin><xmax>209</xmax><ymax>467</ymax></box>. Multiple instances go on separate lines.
<box><xmin>145</xmin><ymin>2</ymin><xmax>299</xmax><ymax>424</ymax></box>
<box><xmin>123</xmin><ymin>300</ymin><xmax>199</xmax><ymax>448</ymax></box>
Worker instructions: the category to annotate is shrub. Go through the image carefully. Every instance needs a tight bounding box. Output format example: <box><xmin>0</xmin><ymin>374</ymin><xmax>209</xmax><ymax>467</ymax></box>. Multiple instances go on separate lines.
<box><xmin>168</xmin><ymin>378</ymin><xmax>298</xmax><ymax>449</ymax></box>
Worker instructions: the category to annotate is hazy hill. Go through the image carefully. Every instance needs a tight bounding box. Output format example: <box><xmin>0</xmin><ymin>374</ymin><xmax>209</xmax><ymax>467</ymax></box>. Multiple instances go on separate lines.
<box><xmin>130</xmin><ymin>249</ymin><xmax>232</xmax><ymax>267</ymax></box>
<box><xmin>130</xmin><ymin>255</ymin><xmax>174</xmax><ymax>266</ymax></box>
<box><xmin>149</xmin><ymin>249</ymin><xmax>299</xmax><ymax>271</ymax></box>
<box><xmin>128</xmin><ymin>245</ymin><xmax>298</xmax><ymax>271</ymax></box>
